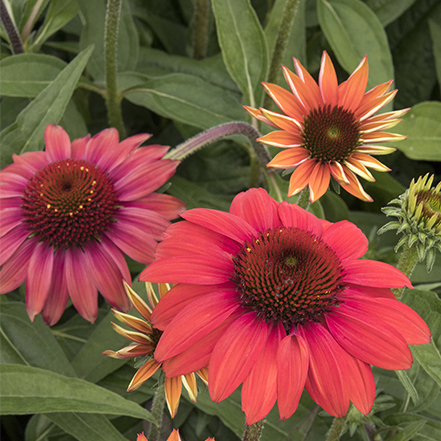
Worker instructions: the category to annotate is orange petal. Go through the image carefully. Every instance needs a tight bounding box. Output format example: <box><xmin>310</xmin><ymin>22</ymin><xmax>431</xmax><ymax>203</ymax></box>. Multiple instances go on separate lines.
<box><xmin>196</xmin><ymin>367</ymin><xmax>209</xmax><ymax>385</ymax></box>
<box><xmin>243</xmin><ymin>106</ymin><xmax>278</xmax><ymax>128</ymax></box>
<box><xmin>293</xmin><ymin>57</ymin><xmax>322</xmax><ymax>108</ymax></box>
<box><xmin>127</xmin><ymin>358</ymin><xmax>161</xmax><ymax>391</ymax></box>
<box><xmin>112</xmin><ymin>309</ymin><xmax>152</xmax><ymax>334</ymax></box>
<box><xmin>166</xmin><ymin>429</ymin><xmax>182</xmax><ymax>441</ymax></box>
<box><xmin>267</xmin><ymin>148</ymin><xmax>310</xmax><ymax>168</ymax></box>
<box><xmin>124</xmin><ymin>280</ymin><xmax>152</xmax><ymax>321</ymax></box>
<box><xmin>360</xmin><ymin>79</ymin><xmax>393</xmax><ymax>103</ymax></box>
<box><xmin>361</xmin><ymin>131</ymin><xmax>406</xmax><ymax>143</ymax></box>
<box><xmin>356</xmin><ymin>90</ymin><xmax>397</xmax><ymax>121</ymax></box>
<box><xmin>287</xmin><ymin>159</ymin><xmax>317</xmax><ymax>197</ymax></box>
<box><xmin>344</xmin><ymin>158</ymin><xmax>375</xmax><ymax>182</ymax></box>
<box><xmin>308</xmin><ymin>162</ymin><xmax>331</xmax><ymax>202</ymax></box>
<box><xmin>364</xmin><ymin>108</ymin><xmax>410</xmax><ymax>123</ymax></box>
<box><xmin>351</xmin><ymin>152</ymin><xmax>390</xmax><ymax>172</ymax></box>
<box><xmin>103</xmin><ymin>343</ymin><xmax>152</xmax><ymax>359</ymax></box>
<box><xmin>182</xmin><ymin>373</ymin><xmax>198</xmax><ymax>402</ymax></box>
<box><xmin>260</xmin><ymin>108</ymin><xmax>302</xmax><ymax>132</ymax></box>
<box><xmin>319</xmin><ymin>51</ymin><xmax>339</xmax><ymax>107</ymax></box>
<box><xmin>258</xmin><ymin>131</ymin><xmax>303</xmax><ymax>148</ymax></box>
<box><xmin>282</xmin><ymin>66</ymin><xmax>317</xmax><ymax>112</ymax></box>
<box><xmin>262</xmin><ymin>82</ymin><xmax>305</xmax><ymax>121</ymax></box>
<box><xmin>356</xmin><ymin>145</ymin><xmax>396</xmax><ymax>155</ymax></box>
<box><xmin>329</xmin><ymin>161</ymin><xmax>350</xmax><ymax>185</ymax></box>
<box><xmin>341</xmin><ymin>167</ymin><xmax>373</xmax><ymax>202</ymax></box>
<box><xmin>360</xmin><ymin>119</ymin><xmax>402</xmax><ymax>133</ymax></box>
<box><xmin>338</xmin><ymin>56</ymin><xmax>368</xmax><ymax>112</ymax></box>
<box><xmin>165</xmin><ymin>376</ymin><xmax>183</xmax><ymax>418</ymax></box>
<box><xmin>111</xmin><ymin>322</ymin><xmax>153</xmax><ymax>344</ymax></box>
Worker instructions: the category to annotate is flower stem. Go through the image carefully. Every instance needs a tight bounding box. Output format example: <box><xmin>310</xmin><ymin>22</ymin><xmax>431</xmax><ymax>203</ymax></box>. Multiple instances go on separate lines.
<box><xmin>297</xmin><ymin>187</ymin><xmax>311</xmax><ymax>210</ymax></box>
<box><xmin>392</xmin><ymin>243</ymin><xmax>419</xmax><ymax>300</ymax></box>
<box><xmin>192</xmin><ymin>0</ymin><xmax>210</xmax><ymax>59</ymax></box>
<box><xmin>242</xmin><ymin>420</ymin><xmax>265</xmax><ymax>441</ymax></box>
<box><xmin>263</xmin><ymin>0</ymin><xmax>301</xmax><ymax>109</ymax></box>
<box><xmin>148</xmin><ymin>382</ymin><xmax>166</xmax><ymax>441</ymax></box>
<box><xmin>0</xmin><ymin>0</ymin><xmax>23</xmax><ymax>54</ymax></box>
<box><xmin>104</xmin><ymin>0</ymin><xmax>126</xmax><ymax>139</ymax></box>
<box><xmin>325</xmin><ymin>415</ymin><xmax>347</xmax><ymax>441</ymax></box>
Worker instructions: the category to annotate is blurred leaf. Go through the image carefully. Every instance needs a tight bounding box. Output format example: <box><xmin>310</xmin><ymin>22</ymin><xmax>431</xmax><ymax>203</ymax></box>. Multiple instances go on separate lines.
<box><xmin>385</xmin><ymin>414</ymin><xmax>441</xmax><ymax>441</ymax></box>
<box><xmin>46</xmin><ymin>413</ymin><xmax>128</xmax><ymax>441</ymax></box>
<box><xmin>60</xmin><ymin>100</ymin><xmax>89</xmax><ymax>139</ymax></box>
<box><xmin>429</xmin><ymin>19</ymin><xmax>441</xmax><ymax>88</ymax></box>
<box><xmin>0</xmin><ymin>97</ymin><xmax>29</xmax><ymax>130</ymax></box>
<box><xmin>319</xmin><ymin>191</ymin><xmax>350</xmax><ymax>222</ymax></box>
<box><xmin>0</xmin><ymin>364</ymin><xmax>155</xmax><ymax>421</ymax></box>
<box><xmin>0</xmin><ymin>302</ymin><xmax>76</xmax><ymax>377</ymax></box>
<box><xmin>30</xmin><ymin>0</ymin><xmax>79</xmax><ymax>51</ymax></box>
<box><xmin>211</xmin><ymin>0</ymin><xmax>269</xmax><ymax>108</ymax></box>
<box><xmin>364</xmin><ymin>0</ymin><xmax>417</xmax><ymax>26</ymax></box>
<box><xmin>0</xmin><ymin>45</ymin><xmax>93</xmax><ymax>168</ymax></box>
<box><xmin>386</xmin><ymin>419</ymin><xmax>426</xmax><ymax>441</ymax></box>
<box><xmin>395</xmin><ymin>102</ymin><xmax>441</xmax><ymax>161</ymax></box>
<box><xmin>0</xmin><ymin>53</ymin><xmax>66</xmax><ymax>97</ymax></box>
<box><xmin>395</xmin><ymin>370</ymin><xmax>419</xmax><ymax>405</ymax></box>
<box><xmin>18</xmin><ymin>0</ymin><xmax>51</xmax><ymax>34</ymax></box>
<box><xmin>317</xmin><ymin>0</ymin><xmax>394</xmax><ymax>90</ymax></box>
<box><xmin>71</xmin><ymin>311</ymin><xmax>128</xmax><ymax>383</ymax></box>
<box><xmin>123</xmin><ymin>73</ymin><xmax>245</xmax><ymax>130</ymax></box>
<box><xmin>78</xmin><ymin>0</ymin><xmax>138</xmax><ymax>81</ymax></box>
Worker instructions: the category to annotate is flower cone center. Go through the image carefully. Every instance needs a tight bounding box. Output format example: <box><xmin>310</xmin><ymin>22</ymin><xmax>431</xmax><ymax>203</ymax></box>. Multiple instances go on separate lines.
<box><xmin>21</xmin><ymin>159</ymin><xmax>118</xmax><ymax>248</ymax></box>
<box><xmin>302</xmin><ymin>104</ymin><xmax>361</xmax><ymax>162</ymax></box>
<box><xmin>233</xmin><ymin>227</ymin><xmax>345</xmax><ymax>330</ymax></box>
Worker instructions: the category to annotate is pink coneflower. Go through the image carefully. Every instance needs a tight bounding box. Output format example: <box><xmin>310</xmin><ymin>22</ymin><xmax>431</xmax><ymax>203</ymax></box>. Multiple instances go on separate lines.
<box><xmin>245</xmin><ymin>51</ymin><xmax>409</xmax><ymax>202</ymax></box>
<box><xmin>0</xmin><ymin>124</ymin><xmax>184</xmax><ymax>325</ymax></box>
<box><xmin>141</xmin><ymin>188</ymin><xmax>430</xmax><ymax>424</ymax></box>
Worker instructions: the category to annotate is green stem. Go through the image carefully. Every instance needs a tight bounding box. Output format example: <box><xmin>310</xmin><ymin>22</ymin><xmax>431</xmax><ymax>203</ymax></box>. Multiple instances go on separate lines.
<box><xmin>263</xmin><ymin>0</ymin><xmax>301</xmax><ymax>109</ymax></box>
<box><xmin>392</xmin><ymin>243</ymin><xmax>419</xmax><ymax>300</ymax></box>
<box><xmin>325</xmin><ymin>415</ymin><xmax>347</xmax><ymax>441</ymax></box>
<box><xmin>104</xmin><ymin>0</ymin><xmax>126</xmax><ymax>138</ymax></box>
<box><xmin>242</xmin><ymin>420</ymin><xmax>265</xmax><ymax>441</ymax></box>
<box><xmin>192</xmin><ymin>0</ymin><xmax>210</xmax><ymax>59</ymax></box>
<box><xmin>0</xmin><ymin>0</ymin><xmax>23</xmax><ymax>54</ymax></box>
<box><xmin>148</xmin><ymin>382</ymin><xmax>166</xmax><ymax>441</ymax></box>
<box><xmin>296</xmin><ymin>187</ymin><xmax>310</xmax><ymax>210</ymax></box>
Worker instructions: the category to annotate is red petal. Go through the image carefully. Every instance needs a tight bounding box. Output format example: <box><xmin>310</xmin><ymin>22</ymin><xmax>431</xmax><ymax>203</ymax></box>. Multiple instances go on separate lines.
<box><xmin>319</xmin><ymin>52</ymin><xmax>339</xmax><ymax>107</ymax></box>
<box><xmin>278</xmin><ymin>201</ymin><xmax>323</xmax><ymax>237</ymax></box>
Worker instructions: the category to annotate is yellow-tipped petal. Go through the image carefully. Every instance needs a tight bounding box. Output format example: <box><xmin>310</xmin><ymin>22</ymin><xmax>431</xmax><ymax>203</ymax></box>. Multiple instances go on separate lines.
<box><xmin>127</xmin><ymin>358</ymin><xmax>161</xmax><ymax>392</ymax></box>
<box><xmin>267</xmin><ymin>148</ymin><xmax>310</xmax><ymax>168</ymax></box>
<box><xmin>164</xmin><ymin>376</ymin><xmax>183</xmax><ymax>418</ymax></box>
<box><xmin>356</xmin><ymin>145</ymin><xmax>396</xmax><ymax>155</ymax></box>
<box><xmin>258</xmin><ymin>131</ymin><xmax>303</xmax><ymax>148</ymax></box>
<box><xmin>360</xmin><ymin>119</ymin><xmax>402</xmax><ymax>133</ymax></box>
<box><xmin>110</xmin><ymin>322</ymin><xmax>153</xmax><ymax>345</ymax></box>
<box><xmin>243</xmin><ymin>105</ymin><xmax>278</xmax><ymax>128</ymax></box>
<box><xmin>103</xmin><ymin>343</ymin><xmax>152</xmax><ymax>359</ymax></box>
<box><xmin>112</xmin><ymin>308</ymin><xmax>152</xmax><ymax>334</ymax></box>
<box><xmin>341</xmin><ymin>167</ymin><xmax>373</xmax><ymax>202</ymax></box>
<box><xmin>124</xmin><ymin>280</ymin><xmax>153</xmax><ymax>321</ymax></box>
<box><xmin>182</xmin><ymin>373</ymin><xmax>198</xmax><ymax>402</ymax></box>
<box><xmin>166</xmin><ymin>429</ymin><xmax>182</xmax><ymax>441</ymax></box>
<box><xmin>344</xmin><ymin>158</ymin><xmax>375</xmax><ymax>182</ymax></box>
<box><xmin>260</xmin><ymin>108</ymin><xmax>302</xmax><ymax>132</ymax></box>
<box><xmin>351</xmin><ymin>153</ymin><xmax>391</xmax><ymax>172</ymax></box>
<box><xmin>329</xmin><ymin>161</ymin><xmax>350</xmax><ymax>185</ymax></box>
<box><xmin>361</xmin><ymin>131</ymin><xmax>407</xmax><ymax>143</ymax></box>
<box><xmin>196</xmin><ymin>367</ymin><xmax>209</xmax><ymax>385</ymax></box>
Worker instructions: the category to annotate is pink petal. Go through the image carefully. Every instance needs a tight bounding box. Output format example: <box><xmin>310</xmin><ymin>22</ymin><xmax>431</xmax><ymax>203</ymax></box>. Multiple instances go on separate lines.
<box><xmin>278</xmin><ymin>201</ymin><xmax>323</xmax><ymax>236</ymax></box>
<box><xmin>277</xmin><ymin>332</ymin><xmax>310</xmax><ymax>420</ymax></box>
<box><xmin>0</xmin><ymin>225</ymin><xmax>30</xmax><ymax>266</ymax></box>
<box><xmin>125</xmin><ymin>193</ymin><xmax>185</xmax><ymax>220</ymax></box>
<box><xmin>65</xmin><ymin>246</ymin><xmax>98</xmax><ymax>323</ymax></box>
<box><xmin>41</xmin><ymin>250</ymin><xmax>69</xmax><ymax>326</ymax></box>
<box><xmin>229</xmin><ymin>188</ymin><xmax>279</xmax><ymax>231</ymax></box>
<box><xmin>321</xmin><ymin>221</ymin><xmax>368</xmax><ymax>261</ymax></box>
<box><xmin>154</xmin><ymin>290</ymin><xmax>241</xmax><ymax>360</ymax></box>
<box><xmin>9</xmin><ymin>151</ymin><xmax>48</xmax><ymax>179</ymax></box>
<box><xmin>344</xmin><ymin>285</ymin><xmax>396</xmax><ymax>300</ymax></box>
<box><xmin>25</xmin><ymin>242</ymin><xmax>54</xmax><ymax>321</ymax></box>
<box><xmin>298</xmin><ymin>322</ymin><xmax>350</xmax><ymax>417</ymax></box>
<box><xmin>209</xmin><ymin>312</ymin><xmax>269</xmax><ymax>402</ymax></box>
<box><xmin>0</xmin><ymin>238</ymin><xmax>36</xmax><ymax>294</ymax></box>
<box><xmin>44</xmin><ymin>124</ymin><xmax>71</xmax><ymax>162</ymax></box>
<box><xmin>150</xmin><ymin>282</ymin><xmax>236</xmax><ymax>330</ymax></box>
<box><xmin>326</xmin><ymin>303</ymin><xmax>413</xmax><ymax>370</ymax></box>
<box><xmin>242</xmin><ymin>323</ymin><xmax>285</xmax><ymax>425</ymax></box>
<box><xmin>84</xmin><ymin>128</ymin><xmax>119</xmax><ymax>164</ymax></box>
<box><xmin>182</xmin><ymin>208</ymin><xmax>257</xmax><ymax>244</ymax></box>
<box><xmin>70</xmin><ymin>134</ymin><xmax>91</xmax><ymax>159</ymax></box>
<box><xmin>0</xmin><ymin>207</ymin><xmax>23</xmax><ymax>238</ymax></box>
<box><xmin>343</xmin><ymin>260</ymin><xmax>412</xmax><ymax>288</ymax></box>
<box><xmin>84</xmin><ymin>241</ymin><xmax>130</xmax><ymax>313</ymax></box>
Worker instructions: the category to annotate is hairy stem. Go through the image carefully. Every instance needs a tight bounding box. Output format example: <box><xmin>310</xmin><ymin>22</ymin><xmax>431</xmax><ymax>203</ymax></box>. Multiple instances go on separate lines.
<box><xmin>242</xmin><ymin>420</ymin><xmax>265</xmax><ymax>441</ymax></box>
<box><xmin>104</xmin><ymin>0</ymin><xmax>126</xmax><ymax>138</ymax></box>
<box><xmin>192</xmin><ymin>0</ymin><xmax>210</xmax><ymax>59</ymax></box>
<box><xmin>148</xmin><ymin>383</ymin><xmax>166</xmax><ymax>441</ymax></box>
<box><xmin>392</xmin><ymin>243</ymin><xmax>419</xmax><ymax>300</ymax></box>
<box><xmin>0</xmin><ymin>0</ymin><xmax>23</xmax><ymax>54</ymax></box>
<box><xmin>325</xmin><ymin>415</ymin><xmax>347</xmax><ymax>441</ymax></box>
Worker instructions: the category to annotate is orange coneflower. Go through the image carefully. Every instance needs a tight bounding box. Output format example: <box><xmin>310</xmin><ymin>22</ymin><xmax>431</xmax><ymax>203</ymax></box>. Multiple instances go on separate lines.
<box><xmin>245</xmin><ymin>51</ymin><xmax>409</xmax><ymax>202</ymax></box>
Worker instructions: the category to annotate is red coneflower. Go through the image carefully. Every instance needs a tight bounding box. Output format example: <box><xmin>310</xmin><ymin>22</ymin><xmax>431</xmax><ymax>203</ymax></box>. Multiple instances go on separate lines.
<box><xmin>245</xmin><ymin>52</ymin><xmax>409</xmax><ymax>202</ymax></box>
<box><xmin>0</xmin><ymin>124</ymin><xmax>184</xmax><ymax>325</ymax></box>
<box><xmin>141</xmin><ymin>188</ymin><xmax>430</xmax><ymax>424</ymax></box>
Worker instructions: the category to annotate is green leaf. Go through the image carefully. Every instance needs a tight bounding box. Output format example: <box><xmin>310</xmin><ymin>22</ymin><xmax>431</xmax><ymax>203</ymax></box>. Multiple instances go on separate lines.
<box><xmin>71</xmin><ymin>311</ymin><xmax>128</xmax><ymax>383</ymax></box>
<box><xmin>0</xmin><ymin>302</ymin><xmax>76</xmax><ymax>378</ymax></box>
<box><xmin>123</xmin><ymin>73</ymin><xmax>245</xmax><ymax>130</ymax></box>
<box><xmin>0</xmin><ymin>53</ymin><xmax>66</xmax><ymax>97</ymax></box>
<box><xmin>395</xmin><ymin>102</ymin><xmax>441</xmax><ymax>161</ymax></box>
<box><xmin>0</xmin><ymin>45</ymin><xmax>94</xmax><ymax>168</ymax></box>
<box><xmin>317</xmin><ymin>0</ymin><xmax>394</xmax><ymax>90</ymax></box>
<box><xmin>385</xmin><ymin>414</ymin><xmax>441</xmax><ymax>441</ymax></box>
<box><xmin>364</xmin><ymin>0</ymin><xmax>417</xmax><ymax>27</ymax></box>
<box><xmin>395</xmin><ymin>370</ymin><xmax>419</xmax><ymax>405</ymax></box>
<box><xmin>386</xmin><ymin>419</ymin><xmax>426</xmax><ymax>441</ymax></box>
<box><xmin>0</xmin><ymin>364</ymin><xmax>155</xmax><ymax>421</ymax></box>
<box><xmin>211</xmin><ymin>0</ymin><xmax>269</xmax><ymax>107</ymax></box>
<box><xmin>47</xmin><ymin>413</ymin><xmax>128</xmax><ymax>441</ymax></box>
<box><xmin>78</xmin><ymin>0</ymin><xmax>138</xmax><ymax>81</ymax></box>
<box><xmin>429</xmin><ymin>19</ymin><xmax>441</xmax><ymax>89</ymax></box>
<box><xmin>30</xmin><ymin>0</ymin><xmax>79</xmax><ymax>51</ymax></box>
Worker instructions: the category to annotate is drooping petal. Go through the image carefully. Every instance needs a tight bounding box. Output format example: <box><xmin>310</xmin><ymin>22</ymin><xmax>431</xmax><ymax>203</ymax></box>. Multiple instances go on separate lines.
<box><xmin>209</xmin><ymin>312</ymin><xmax>269</xmax><ymax>402</ymax></box>
<box><xmin>44</xmin><ymin>124</ymin><xmax>71</xmax><ymax>162</ymax></box>
<box><xmin>127</xmin><ymin>358</ymin><xmax>161</xmax><ymax>391</ymax></box>
<box><xmin>65</xmin><ymin>246</ymin><xmax>98</xmax><ymax>323</ymax></box>
<box><xmin>25</xmin><ymin>242</ymin><xmax>55</xmax><ymax>321</ymax></box>
<box><xmin>340</xmin><ymin>167</ymin><xmax>373</xmax><ymax>202</ymax></box>
<box><xmin>277</xmin><ymin>331</ymin><xmax>309</xmax><ymax>420</ymax></box>
<box><xmin>0</xmin><ymin>225</ymin><xmax>30</xmax><ymax>265</ymax></box>
<box><xmin>164</xmin><ymin>376</ymin><xmax>182</xmax><ymax>418</ymax></box>
<box><xmin>242</xmin><ymin>322</ymin><xmax>285</xmax><ymax>425</ymax></box>
<box><xmin>0</xmin><ymin>206</ymin><xmax>24</xmax><ymax>238</ymax></box>
<box><xmin>308</xmin><ymin>162</ymin><xmax>331</xmax><ymax>202</ymax></box>
<box><xmin>329</xmin><ymin>161</ymin><xmax>350</xmax><ymax>185</ymax></box>
<box><xmin>182</xmin><ymin>373</ymin><xmax>198</xmax><ymax>402</ymax></box>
